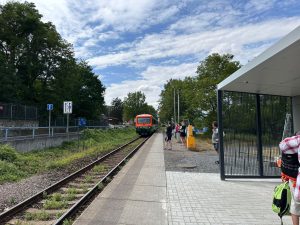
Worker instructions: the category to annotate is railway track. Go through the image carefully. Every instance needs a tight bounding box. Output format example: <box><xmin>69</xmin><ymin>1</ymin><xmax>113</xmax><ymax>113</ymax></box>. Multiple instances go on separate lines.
<box><xmin>0</xmin><ymin>136</ymin><xmax>149</xmax><ymax>225</ymax></box>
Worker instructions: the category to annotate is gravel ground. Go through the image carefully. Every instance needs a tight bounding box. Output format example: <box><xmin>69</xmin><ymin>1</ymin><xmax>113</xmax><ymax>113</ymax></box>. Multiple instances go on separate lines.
<box><xmin>0</xmin><ymin>170</ymin><xmax>69</xmax><ymax>213</ymax></box>
<box><xmin>0</xmin><ymin>149</ymin><xmax>114</xmax><ymax>213</ymax></box>
<box><xmin>163</xmin><ymin>136</ymin><xmax>220</xmax><ymax>173</ymax></box>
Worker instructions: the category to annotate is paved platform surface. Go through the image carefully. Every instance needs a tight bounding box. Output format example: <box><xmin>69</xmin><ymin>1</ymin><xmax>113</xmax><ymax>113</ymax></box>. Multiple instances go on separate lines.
<box><xmin>74</xmin><ymin>133</ymin><xmax>292</xmax><ymax>225</ymax></box>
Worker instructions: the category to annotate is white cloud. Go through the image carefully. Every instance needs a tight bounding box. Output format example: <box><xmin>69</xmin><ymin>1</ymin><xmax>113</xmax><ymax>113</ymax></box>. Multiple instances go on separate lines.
<box><xmin>245</xmin><ymin>0</ymin><xmax>276</xmax><ymax>11</ymax></box>
<box><xmin>89</xmin><ymin>17</ymin><xmax>300</xmax><ymax>68</ymax></box>
<box><xmin>105</xmin><ymin>62</ymin><xmax>197</xmax><ymax>108</ymax></box>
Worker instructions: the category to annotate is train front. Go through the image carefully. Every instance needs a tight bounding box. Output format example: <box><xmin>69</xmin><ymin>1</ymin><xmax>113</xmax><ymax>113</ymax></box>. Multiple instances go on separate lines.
<box><xmin>135</xmin><ymin>114</ymin><xmax>152</xmax><ymax>136</ymax></box>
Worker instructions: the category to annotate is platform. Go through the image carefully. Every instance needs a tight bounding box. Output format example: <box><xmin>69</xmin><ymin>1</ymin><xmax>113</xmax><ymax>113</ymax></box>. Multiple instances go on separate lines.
<box><xmin>73</xmin><ymin>133</ymin><xmax>292</xmax><ymax>225</ymax></box>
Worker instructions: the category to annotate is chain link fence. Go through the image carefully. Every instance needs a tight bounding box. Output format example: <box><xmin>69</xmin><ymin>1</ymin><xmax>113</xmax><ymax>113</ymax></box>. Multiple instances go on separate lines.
<box><xmin>0</xmin><ymin>103</ymin><xmax>38</xmax><ymax>120</ymax></box>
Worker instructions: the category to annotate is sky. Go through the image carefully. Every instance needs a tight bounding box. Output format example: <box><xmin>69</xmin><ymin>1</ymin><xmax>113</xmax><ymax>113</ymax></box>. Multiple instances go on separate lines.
<box><xmin>2</xmin><ymin>0</ymin><xmax>300</xmax><ymax>108</ymax></box>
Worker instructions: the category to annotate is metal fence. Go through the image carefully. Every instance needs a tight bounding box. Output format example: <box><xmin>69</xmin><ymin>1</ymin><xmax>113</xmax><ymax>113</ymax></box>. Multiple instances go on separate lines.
<box><xmin>218</xmin><ymin>91</ymin><xmax>292</xmax><ymax>179</ymax></box>
<box><xmin>0</xmin><ymin>125</ymin><xmax>129</xmax><ymax>142</ymax></box>
<box><xmin>0</xmin><ymin>103</ymin><xmax>38</xmax><ymax>120</ymax></box>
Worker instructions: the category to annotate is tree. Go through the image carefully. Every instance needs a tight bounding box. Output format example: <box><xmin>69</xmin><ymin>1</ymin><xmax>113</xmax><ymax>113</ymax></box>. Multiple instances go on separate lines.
<box><xmin>158</xmin><ymin>53</ymin><xmax>241</xmax><ymax>128</ymax></box>
<box><xmin>195</xmin><ymin>53</ymin><xmax>241</xmax><ymax>128</ymax></box>
<box><xmin>0</xmin><ymin>2</ymin><xmax>73</xmax><ymax>103</ymax></box>
<box><xmin>110</xmin><ymin>97</ymin><xmax>123</xmax><ymax>123</ymax></box>
<box><xmin>123</xmin><ymin>91</ymin><xmax>156</xmax><ymax>122</ymax></box>
<box><xmin>0</xmin><ymin>2</ymin><xmax>106</xmax><ymax>122</ymax></box>
<box><xmin>158</xmin><ymin>79</ymin><xmax>187</xmax><ymax>123</ymax></box>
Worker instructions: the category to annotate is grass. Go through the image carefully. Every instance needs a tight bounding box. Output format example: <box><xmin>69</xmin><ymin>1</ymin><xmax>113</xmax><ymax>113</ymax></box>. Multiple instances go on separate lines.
<box><xmin>84</xmin><ymin>175</ymin><xmax>93</xmax><ymax>183</ymax></box>
<box><xmin>43</xmin><ymin>199</ymin><xmax>68</xmax><ymax>210</ymax></box>
<box><xmin>92</xmin><ymin>164</ymin><xmax>107</xmax><ymax>173</ymax></box>
<box><xmin>25</xmin><ymin>210</ymin><xmax>51</xmax><ymax>221</ymax></box>
<box><xmin>63</xmin><ymin>219</ymin><xmax>73</xmax><ymax>225</ymax></box>
<box><xmin>0</xmin><ymin>128</ymin><xmax>138</xmax><ymax>184</ymax></box>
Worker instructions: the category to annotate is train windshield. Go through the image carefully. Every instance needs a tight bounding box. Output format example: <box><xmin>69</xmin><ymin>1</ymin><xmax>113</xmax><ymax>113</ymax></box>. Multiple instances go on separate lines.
<box><xmin>137</xmin><ymin>117</ymin><xmax>151</xmax><ymax>124</ymax></box>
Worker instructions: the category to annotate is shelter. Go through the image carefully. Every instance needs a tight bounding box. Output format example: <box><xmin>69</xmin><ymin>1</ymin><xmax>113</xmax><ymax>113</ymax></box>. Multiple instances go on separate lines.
<box><xmin>217</xmin><ymin>25</ymin><xmax>300</xmax><ymax>180</ymax></box>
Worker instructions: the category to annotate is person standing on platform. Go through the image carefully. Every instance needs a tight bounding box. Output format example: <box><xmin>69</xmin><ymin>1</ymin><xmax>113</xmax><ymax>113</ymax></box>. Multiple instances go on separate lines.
<box><xmin>165</xmin><ymin>122</ymin><xmax>173</xmax><ymax>150</ymax></box>
<box><xmin>175</xmin><ymin>123</ymin><xmax>180</xmax><ymax>140</ymax></box>
<box><xmin>180</xmin><ymin>121</ymin><xmax>186</xmax><ymax>145</ymax></box>
<box><xmin>212</xmin><ymin>121</ymin><xmax>219</xmax><ymax>164</ymax></box>
<box><xmin>279</xmin><ymin>131</ymin><xmax>300</xmax><ymax>225</ymax></box>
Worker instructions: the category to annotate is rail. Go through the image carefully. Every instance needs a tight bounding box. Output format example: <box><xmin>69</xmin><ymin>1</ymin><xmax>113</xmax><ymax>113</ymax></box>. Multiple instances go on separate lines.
<box><xmin>0</xmin><ymin>136</ymin><xmax>147</xmax><ymax>224</ymax></box>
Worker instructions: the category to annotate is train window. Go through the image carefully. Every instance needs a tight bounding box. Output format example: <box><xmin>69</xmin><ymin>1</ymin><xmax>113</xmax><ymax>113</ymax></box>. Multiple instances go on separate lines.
<box><xmin>137</xmin><ymin>117</ymin><xmax>151</xmax><ymax>124</ymax></box>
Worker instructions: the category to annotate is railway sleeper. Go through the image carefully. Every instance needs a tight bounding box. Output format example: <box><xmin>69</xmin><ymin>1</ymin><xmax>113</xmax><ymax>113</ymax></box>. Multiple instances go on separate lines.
<box><xmin>6</xmin><ymin>218</ymin><xmax>57</xmax><ymax>225</ymax></box>
<box><xmin>61</xmin><ymin>187</ymin><xmax>92</xmax><ymax>194</ymax></box>
<box><xmin>40</xmin><ymin>199</ymin><xmax>78</xmax><ymax>205</ymax></box>
<box><xmin>67</xmin><ymin>182</ymin><xmax>95</xmax><ymax>188</ymax></box>
<box><xmin>74</xmin><ymin>177</ymin><xmax>101</xmax><ymax>183</ymax></box>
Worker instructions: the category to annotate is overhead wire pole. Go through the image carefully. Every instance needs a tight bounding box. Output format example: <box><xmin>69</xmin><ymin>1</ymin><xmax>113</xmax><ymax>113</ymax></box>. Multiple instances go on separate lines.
<box><xmin>173</xmin><ymin>88</ymin><xmax>176</xmax><ymax>124</ymax></box>
<box><xmin>177</xmin><ymin>90</ymin><xmax>180</xmax><ymax>124</ymax></box>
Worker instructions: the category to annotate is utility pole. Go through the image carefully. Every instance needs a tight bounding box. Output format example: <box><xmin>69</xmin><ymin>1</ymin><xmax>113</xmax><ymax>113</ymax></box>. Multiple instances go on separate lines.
<box><xmin>173</xmin><ymin>89</ymin><xmax>176</xmax><ymax>124</ymax></box>
<box><xmin>178</xmin><ymin>90</ymin><xmax>180</xmax><ymax>124</ymax></box>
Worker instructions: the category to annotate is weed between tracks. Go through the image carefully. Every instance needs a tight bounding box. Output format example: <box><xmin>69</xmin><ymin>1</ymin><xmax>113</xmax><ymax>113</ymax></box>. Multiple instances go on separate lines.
<box><xmin>0</xmin><ymin>128</ymin><xmax>138</xmax><ymax>183</ymax></box>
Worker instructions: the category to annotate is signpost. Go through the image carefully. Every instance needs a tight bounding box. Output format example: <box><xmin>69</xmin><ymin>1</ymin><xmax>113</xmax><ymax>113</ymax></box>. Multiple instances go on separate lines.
<box><xmin>63</xmin><ymin>101</ymin><xmax>72</xmax><ymax>133</ymax></box>
<box><xmin>47</xmin><ymin>104</ymin><xmax>53</xmax><ymax>136</ymax></box>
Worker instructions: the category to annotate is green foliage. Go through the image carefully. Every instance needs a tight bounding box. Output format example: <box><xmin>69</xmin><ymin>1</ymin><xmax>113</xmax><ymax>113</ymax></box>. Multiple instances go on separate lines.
<box><xmin>0</xmin><ymin>144</ymin><xmax>18</xmax><ymax>162</ymax></box>
<box><xmin>25</xmin><ymin>210</ymin><xmax>51</xmax><ymax>221</ymax></box>
<box><xmin>84</xmin><ymin>175</ymin><xmax>93</xmax><ymax>183</ymax></box>
<box><xmin>109</xmin><ymin>97</ymin><xmax>124</xmax><ymax>123</ymax></box>
<box><xmin>63</xmin><ymin>219</ymin><xmax>73</xmax><ymax>225</ymax></box>
<box><xmin>67</xmin><ymin>187</ymin><xmax>79</xmax><ymax>195</ymax></box>
<box><xmin>92</xmin><ymin>164</ymin><xmax>107</xmax><ymax>173</ymax></box>
<box><xmin>159</xmin><ymin>53</ymin><xmax>241</xmax><ymax>129</ymax></box>
<box><xmin>0</xmin><ymin>160</ymin><xmax>26</xmax><ymax>183</ymax></box>
<box><xmin>123</xmin><ymin>91</ymin><xmax>157</xmax><ymax>121</ymax></box>
<box><xmin>49</xmin><ymin>193</ymin><xmax>63</xmax><ymax>201</ymax></box>
<box><xmin>0</xmin><ymin>128</ymin><xmax>138</xmax><ymax>183</ymax></box>
<box><xmin>43</xmin><ymin>199</ymin><xmax>67</xmax><ymax>210</ymax></box>
<box><xmin>0</xmin><ymin>2</ymin><xmax>105</xmax><ymax>120</ymax></box>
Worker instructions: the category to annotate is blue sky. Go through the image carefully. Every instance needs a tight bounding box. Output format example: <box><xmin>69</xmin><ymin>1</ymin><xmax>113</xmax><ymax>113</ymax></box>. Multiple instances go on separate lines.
<box><xmin>2</xmin><ymin>0</ymin><xmax>300</xmax><ymax>108</ymax></box>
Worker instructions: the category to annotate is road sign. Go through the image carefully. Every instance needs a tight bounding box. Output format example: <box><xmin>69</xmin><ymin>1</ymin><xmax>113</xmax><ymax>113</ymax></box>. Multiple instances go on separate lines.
<box><xmin>78</xmin><ymin>118</ymin><xmax>86</xmax><ymax>127</ymax></box>
<box><xmin>47</xmin><ymin>104</ymin><xmax>53</xmax><ymax>111</ymax></box>
<box><xmin>63</xmin><ymin>101</ymin><xmax>72</xmax><ymax>114</ymax></box>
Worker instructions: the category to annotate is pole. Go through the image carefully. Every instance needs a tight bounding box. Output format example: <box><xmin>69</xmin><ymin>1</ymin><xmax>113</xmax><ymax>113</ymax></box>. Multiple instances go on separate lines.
<box><xmin>217</xmin><ymin>90</ymin><xmax>225</xmax><ymax>180</ymax></box>
<box><xmin>177</xmin><ymin>90</ymin><xmax>180</xmax><ymax>123</ymax></box>
<box><xmin>173</xmin><ymin>89</ymin><xmax>176</xmax><ymax>124</ymax></box>
<box><xmin>48</xmin><ymin>110</ymin><xmax>51</xmax><ymax>136</ymax></box>
<box><xmin>67</xmin><ymin>113</ymin><xmax>69</xmax><ymax>133</ymax></box>
<box><xmin>256</xmin><ymin>94</ymin><xmax>263</xmax><ymax>177</ymax></box>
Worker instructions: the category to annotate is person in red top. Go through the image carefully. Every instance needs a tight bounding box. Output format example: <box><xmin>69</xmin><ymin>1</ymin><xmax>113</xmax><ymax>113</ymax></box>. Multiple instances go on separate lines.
<box><xmin>175</xmin><ymin>123</ymin><xmax>180</xmax><ymax>140</ymax></box>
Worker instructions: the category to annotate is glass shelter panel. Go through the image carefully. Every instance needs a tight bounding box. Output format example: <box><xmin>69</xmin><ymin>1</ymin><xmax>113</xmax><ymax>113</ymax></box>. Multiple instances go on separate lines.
<box><xmin>222</xmin><ymin>92</ymin><xmax>259</xmax><ymax>176</ymax></box>
<box><xmin>221</xmin><ymin>91</ymin><xmax>292</xmax><ymax>178</ymax></box>
<box><xmin>261</xmin><ymin>95</ymin><xmax>292</xmax><ymax>176</ymax></box>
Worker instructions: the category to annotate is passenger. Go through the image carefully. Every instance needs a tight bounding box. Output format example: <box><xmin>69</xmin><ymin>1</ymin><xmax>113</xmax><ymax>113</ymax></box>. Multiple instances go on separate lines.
<box><xmin>165</xmin><ymin>122</ymin><xmax>173</xmax><ymax>150</ymax></box>
<box><xmin>212</xmin><ymin>121</ymin><xmax>219</xmax><ymax>164</ymax></box>
<box><xmin>175</xmin><ymin>123</ymin><xmax>180</xmax><ymax>140</ymax></box>
<box><xmin>279</xmin><ymin>131</ymin><xmax>300</xmax><ymax>225</ymax></box>
<box><xmin>179</xmin><ymin>121</ymin><xmax>186</xmax><ymax>145</ymax></box>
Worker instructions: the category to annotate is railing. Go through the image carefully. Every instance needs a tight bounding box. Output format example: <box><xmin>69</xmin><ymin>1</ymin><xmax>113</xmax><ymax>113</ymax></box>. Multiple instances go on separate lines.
<box><xmin>0</xmin><ymin>126</ymin><xmax>122</xmax><ymax>142</ymax></box>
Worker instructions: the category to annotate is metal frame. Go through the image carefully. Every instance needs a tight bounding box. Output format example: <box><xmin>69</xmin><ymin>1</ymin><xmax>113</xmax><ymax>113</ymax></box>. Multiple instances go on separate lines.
<box><xmin>217</xmin><ymin>90</ymin><xmax>291</xmax><ymax>180</ymax></box>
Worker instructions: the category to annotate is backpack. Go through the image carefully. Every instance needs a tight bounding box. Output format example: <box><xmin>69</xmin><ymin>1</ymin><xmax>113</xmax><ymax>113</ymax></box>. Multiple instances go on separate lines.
<box><xmin>281</xmin><ymin>153</ymin><xmax>300</xmax><ymax>179</ymax></box>
<box><xmin>272</xmin><ymin>182</ymin><xmax>291</xmax><ymax>225</ymax></box>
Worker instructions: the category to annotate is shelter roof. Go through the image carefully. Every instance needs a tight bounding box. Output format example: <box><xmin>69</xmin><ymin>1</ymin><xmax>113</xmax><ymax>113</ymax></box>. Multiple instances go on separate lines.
<box><xmin>218</xmin><ymin>26</ymin><xmax>300</xmax><ymax>97</ymax></box>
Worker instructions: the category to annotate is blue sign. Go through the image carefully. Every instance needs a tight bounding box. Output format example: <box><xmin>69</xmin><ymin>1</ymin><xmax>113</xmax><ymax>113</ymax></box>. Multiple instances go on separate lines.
<box><xmin>78</xmin><ymin>118</ymin><xmax>86</xmax><ymax>127</ymax></box>
<box><xmin>47</xmin><ymin>104</ymin><xmax>53</xmax><ymax>111</ymax></box>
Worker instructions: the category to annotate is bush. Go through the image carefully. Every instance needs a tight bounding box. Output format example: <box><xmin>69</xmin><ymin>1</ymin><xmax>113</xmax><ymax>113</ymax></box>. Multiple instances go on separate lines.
<box><xmin>0</xmin><ymin>160</ymin><xmax>26</xmax><ymax>183</ymax></box>
<box><xmin>0</xmin><ymin>144</ymin><xmax>18</xmax><ymax>162</ymax></box>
